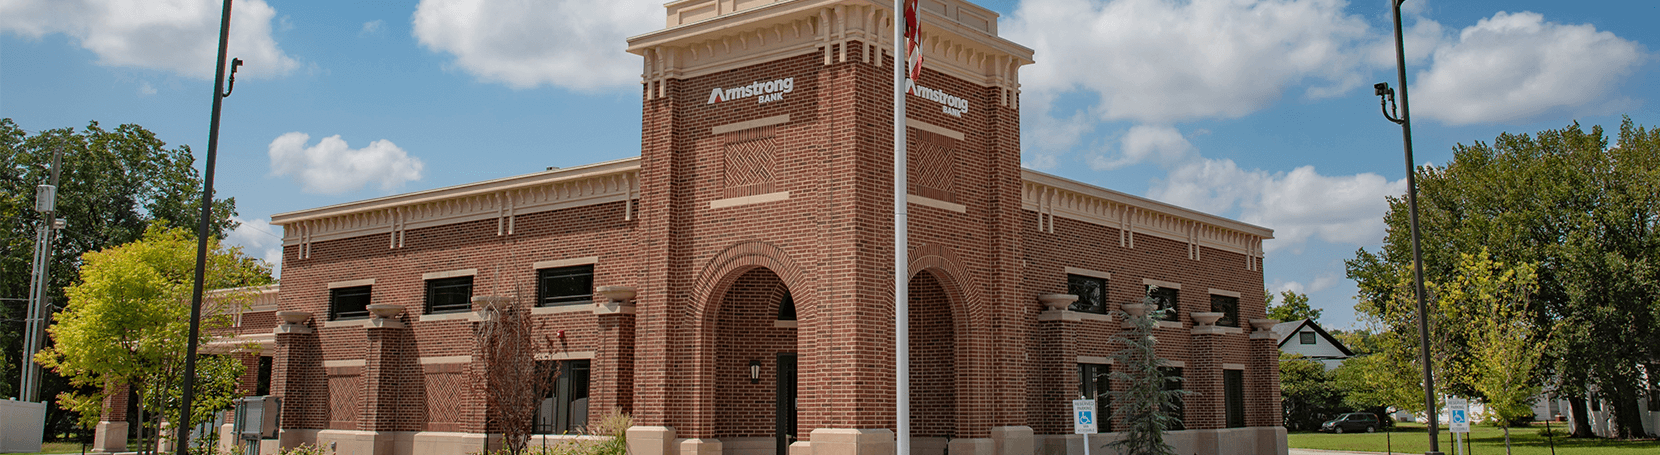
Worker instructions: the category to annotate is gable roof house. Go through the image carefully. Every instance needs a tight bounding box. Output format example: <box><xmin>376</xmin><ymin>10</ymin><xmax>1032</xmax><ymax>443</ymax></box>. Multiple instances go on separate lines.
<box><xmin>1273</xmin><ymin>319</ymin><xmax>1353</xmax><ymax>371</ymax></box>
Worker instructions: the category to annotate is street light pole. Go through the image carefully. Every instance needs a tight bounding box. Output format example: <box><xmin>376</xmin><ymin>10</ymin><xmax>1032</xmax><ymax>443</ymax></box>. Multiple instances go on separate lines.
<box><xmin>1374</xmin><ymin>1</ymin><xmax>1440</xmax><ymax>454</ymax></box>
<box><xmin>177</xmin><ymin>0</ymin><xmax>238</xmax><ymax>452</ymax></box>
<box><xmin>19</xmin><ymin>147</ymin><xmax>63</xmax><ymax>404</ymax></box>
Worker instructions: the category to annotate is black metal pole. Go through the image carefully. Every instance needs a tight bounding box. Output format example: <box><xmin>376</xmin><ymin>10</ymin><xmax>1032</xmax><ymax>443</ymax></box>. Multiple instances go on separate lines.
<box><xmin>1387</xmin><ymin>1</ymin><xmax>1441</xmax><ymax>454</ymax></box>
<box><xmin>177</xmin><ymin>0</ymin><xmax>234</xmax><ymax>453</ymax></box>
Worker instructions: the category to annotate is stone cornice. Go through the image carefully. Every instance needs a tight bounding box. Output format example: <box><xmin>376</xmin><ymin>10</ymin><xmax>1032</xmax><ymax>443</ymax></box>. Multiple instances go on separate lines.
<box><xmin>272</xmin><ymin>158</ymin><xmax>641</xmax><ymax>251</ymax></box>
<box><xmin>628</xmin><ymin>0</ymin><xmax>1034</xmax><ymax>106</ymax></box>
<box><xmin>1022</xmin><ymin>169</ymin><xmax>1274</xmax><ymax>268</ymax></box>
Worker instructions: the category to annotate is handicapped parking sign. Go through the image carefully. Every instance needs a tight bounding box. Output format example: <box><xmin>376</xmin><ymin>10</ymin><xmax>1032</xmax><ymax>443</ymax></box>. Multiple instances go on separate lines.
<box><xmin>1448</xmin><ymin>398</ymin><xmax>1470</xmax><ymax>433</ymax></box>
<box><xmin>1073</xmin><ymin>399</ymin><xmax>1097</xmax><ymax>434</ymax></box>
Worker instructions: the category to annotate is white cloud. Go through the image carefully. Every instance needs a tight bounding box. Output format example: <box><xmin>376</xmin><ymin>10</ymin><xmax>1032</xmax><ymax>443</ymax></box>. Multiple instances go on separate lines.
<box><xmin>1089</xmin><ymin>125</ymin><xmax>1194</xmax><ymax>170</ymax></box>
<box><xmin>411</xmin><ymin>0</ymin><xmax>659</xmax><ymax>91</ymax></box>
<box><xmin>0</xmin><ymin>0</ymin><xmax>300</xmax><ymax>79</ymax></box>
<box><xmin>138</xmin><ymin>81</ymin><xmax>158</xmax><ymax>95</ymax></box>
<box><xmin>267</xmin><ymin>132</ymin><xmax>425</xmax><ymax>194</ymax></box>
<box><xmin>360</xmin><ymin>19</ymin><xmax>384</xmax><ymax>36</ymax></box>
<box><xmin>1004</xmin><ymin>0</ymin><xmax>1372</xmax><ymax>123</ymax></box>
<box><xmin>1413</xmin><ymin>11</ymin><xmax>1645</xmax><ymax>125</ymax></box>
<box><xmin>1150</xmin><ymin>159</ymin><xmax>1405</xmax><ymax>253</ymax></box>
<box><xmin>225</xmin><ymin>216</ymin><xmax>283</xmax><ymax>277</ymax></box>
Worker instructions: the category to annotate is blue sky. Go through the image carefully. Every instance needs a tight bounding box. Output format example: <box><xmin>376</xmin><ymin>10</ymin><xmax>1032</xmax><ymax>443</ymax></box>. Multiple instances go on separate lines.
<box><xmin>3</xmin><ymin>0</ymin><xmax>1656</xmax><ymax>330</ymax></box>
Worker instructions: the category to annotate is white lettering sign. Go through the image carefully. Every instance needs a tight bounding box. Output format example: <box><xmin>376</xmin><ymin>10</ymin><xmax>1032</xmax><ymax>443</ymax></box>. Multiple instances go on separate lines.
<box><xmin>1073</xmin><ymin>399</ymin><xmax>1097</xmax><ymax>434</ymax></box>
<box><xmin>907</xmin><ymin>79</ymin><xmax>969</xmax><ymax>117</ymax></box>
<box><xmin>708</xmin><ymin>77</ymin><xmax>795</xmax><ymax>105</ymax></box>
<box><xmin>1448</xmin><ymin>398</ymin><xmax>1470</xmax><ymax>433</ymax></box>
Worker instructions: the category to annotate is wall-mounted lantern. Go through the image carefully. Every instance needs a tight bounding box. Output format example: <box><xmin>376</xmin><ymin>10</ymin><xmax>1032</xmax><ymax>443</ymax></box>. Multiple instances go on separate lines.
<box><xmin>749</xmin><ymin>360</ymin><xmax>762</xmax><ymax>384</ymax></box>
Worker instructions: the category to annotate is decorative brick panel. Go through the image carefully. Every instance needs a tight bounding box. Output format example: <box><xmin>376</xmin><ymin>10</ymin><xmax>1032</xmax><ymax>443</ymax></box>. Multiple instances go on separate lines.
<box><xmin>723</xmin><ymin>126</ymin><xmax>778</xmax><ymax>198</ymax></box>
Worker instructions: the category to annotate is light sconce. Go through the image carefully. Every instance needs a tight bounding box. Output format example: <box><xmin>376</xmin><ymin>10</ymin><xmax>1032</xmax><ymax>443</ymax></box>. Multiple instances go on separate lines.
<box><xmin>749</xmin><ymin>360</ymin><xmax>762</xmax><ymax>384</ymax></box>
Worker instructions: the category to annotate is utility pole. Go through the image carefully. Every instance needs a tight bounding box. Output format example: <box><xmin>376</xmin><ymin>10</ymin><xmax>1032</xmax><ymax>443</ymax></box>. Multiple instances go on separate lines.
<box><xmin>177</xmin><ymin>0</ymin><xmax>239</xmax><ymax>452</ymax></box>
<box><xmin>19</xmin><ymin>147</ymin><xmax>63</xmax><ymax>403</ymax></box>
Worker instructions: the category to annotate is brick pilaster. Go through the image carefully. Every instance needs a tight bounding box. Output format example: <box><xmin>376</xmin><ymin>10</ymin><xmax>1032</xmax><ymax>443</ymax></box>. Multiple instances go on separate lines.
<box><xmin>593</xmin><ymin>311</ymin><xmax>636</xmax><ymax>417</ymax></box>
<box><xmin>1246</xmin><ymin>328</ymin><xmax>1282</xmax><ymax>428</ymax></box>
<box><xmin>273</xmin><ymin>330</ymin><xmax>325</xmax><ymax>430</ymax></box>
<box><xmin>1187</xmin><ymin>331</ymin><xmax>1223</xmax><ymax>430</ymax></box>
<box><xmin>362</xmin><ymin>324</ymin><xmax>420</xmax><ymax>432</ymax></box>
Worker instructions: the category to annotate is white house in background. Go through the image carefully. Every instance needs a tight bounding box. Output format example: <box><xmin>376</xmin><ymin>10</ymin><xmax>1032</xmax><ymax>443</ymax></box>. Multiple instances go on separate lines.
<box><xmin>1273</xmin><ymin>319</ymin><xmax>1353</xmax><ymax>371</ymax></box>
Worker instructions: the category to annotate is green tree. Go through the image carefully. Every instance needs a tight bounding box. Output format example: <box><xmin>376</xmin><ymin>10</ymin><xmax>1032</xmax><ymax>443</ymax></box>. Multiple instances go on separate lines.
<box><xmin>1348</xmin><ymin>118</ymin><xmax>1660</xmax><ymax>438</ymax></box>
<box><xmin>1266</xmin><ymin>290</ymin><xmax>1321</xmax><ymax>322</ymax></box>
<box><xmin>1</xmin><ymin>118</ymin><xmax>240</xmax><ymax>435</ymax></box>
<box><xmin>35</xmin><ymin>224</ymin><xmax>270</xmax><ymax>453</ymax></box>
<box><xmin>1280</xmin><ymin>353</ymin><xmax>1347</xmax><ymax>431</ymax></box>
<box><xmin>1106</xmin><ymin>287</ymin><xmax>1188</xmax><ymax>455</ymax></box>
<box><xmin>1441</xmin><ymin>251</ymin><xmax>1544</xmax><ymax>455</ymax></box>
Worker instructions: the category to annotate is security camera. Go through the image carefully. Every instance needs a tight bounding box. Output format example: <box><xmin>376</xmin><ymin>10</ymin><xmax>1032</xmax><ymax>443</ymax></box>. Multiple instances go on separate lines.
<box><xmin>1374</xmin><ymin>82</ymin><xmax>1392</xmax><ymax>97</ymax></box>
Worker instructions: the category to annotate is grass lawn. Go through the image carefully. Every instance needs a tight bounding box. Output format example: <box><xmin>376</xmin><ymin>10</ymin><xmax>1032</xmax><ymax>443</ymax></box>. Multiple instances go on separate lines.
<box><xmin>13</xmin><ymin>441</ymin><xmax>90</xmax><ymax>454</ymax></box>
<box><xmin>1288</xmin><ymin>422</ymin><xmax>1659</xmax><ymax>454</ymax></box>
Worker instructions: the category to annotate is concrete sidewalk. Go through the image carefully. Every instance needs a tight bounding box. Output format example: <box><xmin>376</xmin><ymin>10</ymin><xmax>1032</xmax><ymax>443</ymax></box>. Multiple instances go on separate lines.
<box><xmin>1290</xmin><ymin>448</ymin><xmax>1398</xmax><ymax>455</ymax></box>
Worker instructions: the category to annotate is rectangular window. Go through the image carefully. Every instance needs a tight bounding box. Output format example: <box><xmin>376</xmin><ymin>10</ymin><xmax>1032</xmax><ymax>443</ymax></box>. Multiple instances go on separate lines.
<box><xmin>1161</xmin><ymin>366</ymin><xmax>1185</xmax><ymax>430</ymax></box>
<box><xmin>329</xmin><ymin>285</ymin><xmax>372</xmax><ymax>320</ymax></box>
<box><xmin>534</xmin><ymin>360</ymin><xmax>591</xmax><ymax>434</ymax></box>
<box><xmin>537</xmin><ymin>265</ymin><xmax>594</xmax><ymax>307</ymax></box>
<box><xmin>1146</xmin><ymin>285</ymin><xmax>1180</xmax><ymax>322</ymax></box>
<box><xmin>1210</xmin><ymin>294</ymin><xmax>1240</xmax><ymax>327</ymax></box>
<box><xmin>1079</xmin><ymin>363</ymin><xmax>1111</xmax><ymax>431</ymax></box>
<box><xmin>1224</xmin><ymin>369</ymin><xmax>1245</xmax><ymax>428</ymax></box>
<box><xmin>1300</xmin><ymin>332</ymin><xmax>1317</xmax><ymax>345</ymax></box>
<box><xmin>1067</xmin><ymin>274</ymin><xmax>1108</xmax><ymax>314</ymax></box>
<box><xmin>424</xmin><ymin>276</ymin><xmax>474</xmax><ymax>314</ymax></box>
<box><xmin>423</xmin><ymin>276</ymin><xmax>474</xmax><ymax>314</ymax></box>
<box><xmin>255</xmin><ymin>356</ymin><xmax>274</xmax><ymax>396</ymax></box>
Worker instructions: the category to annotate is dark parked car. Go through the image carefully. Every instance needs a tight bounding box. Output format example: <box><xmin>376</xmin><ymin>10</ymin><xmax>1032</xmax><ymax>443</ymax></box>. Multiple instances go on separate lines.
<box><xmin>1321</xmin><ymin>412</ymin><xmax>1380</xmax><ymax>433</ymax></box>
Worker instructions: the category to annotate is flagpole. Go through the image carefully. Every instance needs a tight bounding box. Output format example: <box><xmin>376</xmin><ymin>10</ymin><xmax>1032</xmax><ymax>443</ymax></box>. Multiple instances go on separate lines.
<box><xmin>893</xmin><ymin>1</ymin><xmax>910</xmax><ymax>454</ymax></box>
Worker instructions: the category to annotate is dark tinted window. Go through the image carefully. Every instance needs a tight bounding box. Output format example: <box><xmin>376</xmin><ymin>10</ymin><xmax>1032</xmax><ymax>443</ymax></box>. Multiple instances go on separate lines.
<box><xmin>537</xmin><ymin>265</ymin><xmax>594</xmax><ymax>306</ymax></box>
<box><xmin>1147</xmin><ymin>285</ymin><xmax>1180</xmax><ymax>322</ymax></box>
<box><xmin>1300</xmin><ymin>332</ymin><xmax>1317</xmax><ymax>344</ymax></box>
<box><xmin>534</xmin><ymin>360</ymin><xmax>591</xmax><ymax>434</ymax></box>
<box><xmin>1161</xmin><ymin>366</ymin><xmax>1185</xmax><ymax>430</ymax></box>
<box><xmin>256</xmin><ymin>356</ymin><xmax>274</xmax><ymax>396</ymax></box>
<box><xmin>778</xmin><ymin>290</ymin><xmax>797</xmax><ymax>321</ymax></box>
<box><xmin>1079</xmin><ymin>363</ymin><xmax>1111</xmax><ymax>431</ymax></box>
<box><xmin>1210</xmin><ymin>294</ymin><xmax>1240</xmax><ymax>327</ymax></box>
<box><xmin>425</xmin><ymin>276</ymin><xmax>474</xmax><ymax>314</ymax></box>
<box><xmin>1067</xmin><ymin>274</ymin><xmax>1107</xmax><ymax>314</ymax></box>
<box><xmin>329</xmin><ymin>286</ymin><xmax>372</xmax><ymax>320</ymax></box>
<box><xmin>1224</xmin><ymin>369</ymin><xmax>1245</xmax><ymax>428</ymax></box>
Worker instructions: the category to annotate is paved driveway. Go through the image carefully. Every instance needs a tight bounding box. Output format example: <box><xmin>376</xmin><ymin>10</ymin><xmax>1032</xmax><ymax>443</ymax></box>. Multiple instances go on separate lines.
<box><xmin>1290</xmin><ymin>449</ymin><xmax>1393</xmax><ymax>455</ymax></box>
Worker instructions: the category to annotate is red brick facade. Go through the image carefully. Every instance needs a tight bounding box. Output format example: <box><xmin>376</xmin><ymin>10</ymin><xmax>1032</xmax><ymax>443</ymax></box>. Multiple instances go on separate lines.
<box><xmin>75</xmin><ymin>2</ymin><xmax>1287</xmax><ymax>455</ymax></box>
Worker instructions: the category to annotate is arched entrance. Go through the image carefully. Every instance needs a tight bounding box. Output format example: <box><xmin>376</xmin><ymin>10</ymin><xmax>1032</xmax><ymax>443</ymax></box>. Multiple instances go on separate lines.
<box><xmin>909</xmin><ymin>269</ymin><xmax>958</xmax><ymax>454</ymax></box>
<box><xmin>714</xmin><ymin>267</ymin><xmax>799</xmax><ymax>454</ymax></box>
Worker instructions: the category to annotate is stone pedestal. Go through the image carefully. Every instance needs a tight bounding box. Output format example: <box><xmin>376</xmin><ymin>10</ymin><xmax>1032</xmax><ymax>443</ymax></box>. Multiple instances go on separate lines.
<box><xmin>989</xmin><ymin>426</ymin><xmax>1034</xmax><ymax>455</ymax></box>
<box><xmin>626</xmin><ymin>426</ymin><xmax>677</xmax><ymax>455</ymax></box>
<box><xmin>809</xmin><ymin>428</ymin><xmax>894</xmax><ymax>455</ymax></box>
<box><xmin>90</xmin><ymin>421</ymin><xmax>128</xmax><ymax>453</ymax></box>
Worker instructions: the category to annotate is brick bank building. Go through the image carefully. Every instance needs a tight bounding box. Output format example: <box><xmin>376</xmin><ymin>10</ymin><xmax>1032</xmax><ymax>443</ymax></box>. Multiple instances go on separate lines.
<box><xmin>96</xmin><ymin>1</ymin><xmax>1290</xmax><ymax>454</ymax></box>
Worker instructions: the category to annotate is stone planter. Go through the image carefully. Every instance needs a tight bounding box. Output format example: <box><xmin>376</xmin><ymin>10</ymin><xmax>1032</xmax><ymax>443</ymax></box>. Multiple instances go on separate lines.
<box><xmin>1191</xmin><ymin>312</ymin><xmax>1224</xmax><ymax>326</ymax></box>
<box><xmin>597</xmin><ymin>285</ymin><xmax>638</xmax><ymax>303</ymax></box>
<box><xmin>366</xmin><ymin>304</ymin><xmax>404</xmax><ymax>319</ymax></box>
<box><xmin>1121</xmin><ymin>303</ymin><xmax>1151</xmax><ymax>317</ymax></box>
<box><xmin>1249</xmin><ymin>318</ymin><xmax>1279</xmax><ymax>332</ymax></box>
<box><xmin>275</xmin><ymin>311</ymin><xmax>312</xmax><ymax>325</ymax></box>
<box><xmin>1038</xmin><ymin>294</ymin><xmax>1078</xmax><ymax>312</ymax></box>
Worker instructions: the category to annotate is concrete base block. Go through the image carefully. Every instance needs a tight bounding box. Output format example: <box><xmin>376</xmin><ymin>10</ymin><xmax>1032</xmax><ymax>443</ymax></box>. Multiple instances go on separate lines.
<box><xmin>627</xmin><ymin>426</ymin><xmax>677</xmax><ymax>455</ymax></box>
<box><xmin>809</xmin><ymin>428</ymin><xmax>894</xmax><ymax>455</ymax></box>
<box><xmin>948</xmin><ymin>437</ymin><xmax>993</xmax><ymax>455</ymax></box>
<box><xmin>789</xmin><ymin>440</ymin><xmax>814</xmax><ymax>455</ymax></box>
<box><xmin>990</xmin><ymin>426</ymin><xmax>1034</xmax><ymax>455</ymax></box>
<box><xmin>276</xmin><ymin>428</ymin><xmax>321</xmax><ymax>452</ymax></box>
<box><xmin>679</xmin><ymin>438</ymin><xmax>723</xmax><ymax>455</ymax></box>
<box><xmin>720</xmin><ymin>437</ymin><xmax>774</xmax><ymax>455</ymax></box>
<box><xmin>91</xmin><ymin>421</ymin><xmax>128</xmax><ymax>453</ymax></box>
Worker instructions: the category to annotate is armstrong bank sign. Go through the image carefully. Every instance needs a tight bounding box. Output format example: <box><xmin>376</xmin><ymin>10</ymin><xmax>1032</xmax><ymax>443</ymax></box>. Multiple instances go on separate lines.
<box><xmin>706</xmin><ymin>77</ymin><xmax>969</xmax><ymax>117</ymax></box>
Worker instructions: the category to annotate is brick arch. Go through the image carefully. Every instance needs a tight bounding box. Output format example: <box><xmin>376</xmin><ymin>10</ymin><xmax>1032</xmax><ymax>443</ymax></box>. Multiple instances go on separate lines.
<box><xmin>906</xmin><ymin>243</ymin><xmax>992</xmax><ymax>438</ymax></box>
<box><xmin>680</xmin><ymin>241</ymin><xmax>811</xmax><ymax>438</ymax></box>
<box><xmin>688</xmin><ymin>240</ymin><xmax>810</xmax><ymax>323</ymax></box>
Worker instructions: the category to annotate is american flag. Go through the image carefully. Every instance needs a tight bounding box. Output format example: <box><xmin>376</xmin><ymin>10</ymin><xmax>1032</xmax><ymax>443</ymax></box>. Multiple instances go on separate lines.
<box><xmin>905</xmin><ymin>0</ymin><xmax>922</xmax><ymax>92</ymax></box>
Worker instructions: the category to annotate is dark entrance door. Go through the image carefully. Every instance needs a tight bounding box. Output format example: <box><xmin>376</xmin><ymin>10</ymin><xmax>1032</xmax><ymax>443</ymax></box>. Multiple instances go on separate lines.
<box><xmin>776</xmin><ymin>353</ymin><xmax>798</xmax><ymax>455</ymax></box>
